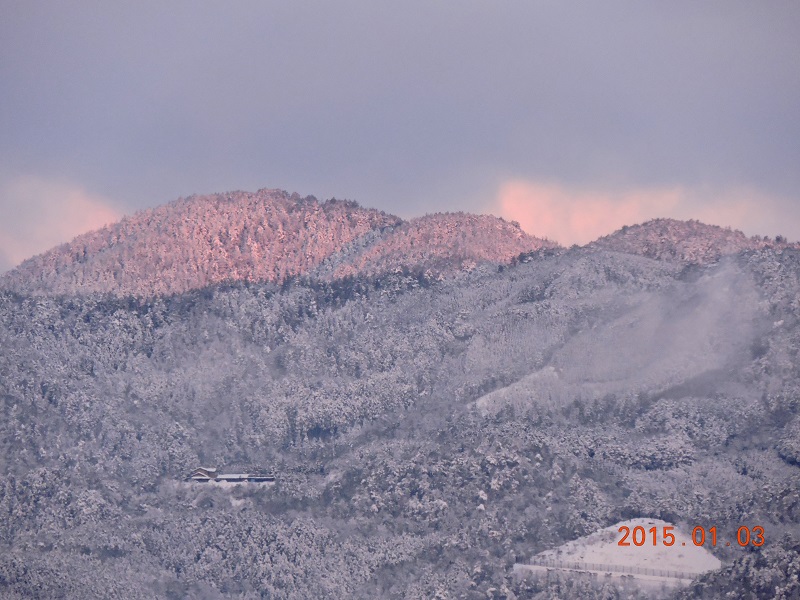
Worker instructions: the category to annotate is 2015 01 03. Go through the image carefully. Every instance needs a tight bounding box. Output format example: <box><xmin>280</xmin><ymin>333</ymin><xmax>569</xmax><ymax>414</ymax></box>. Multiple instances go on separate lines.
<box><xmin>618</xmin><ymin>525</ymin><xmax>764</xmax><ymax>547</ymax></box>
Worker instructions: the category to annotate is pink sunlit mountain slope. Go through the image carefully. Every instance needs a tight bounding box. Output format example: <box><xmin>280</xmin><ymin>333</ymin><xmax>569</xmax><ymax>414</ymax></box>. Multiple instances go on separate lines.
<box><xmin>326</xmin><ymin>212</ymin><xmax>559</xmax><ymax>280</ymax></box>
<box><xmin>0</xmin><ymin>189</ymin><xmax>556</xmax><ymax>297</ymax></box>
<box><xmin>0</xmin><ymin>190</ymin><xmax>396</xmax><ymax>297</ymax></box>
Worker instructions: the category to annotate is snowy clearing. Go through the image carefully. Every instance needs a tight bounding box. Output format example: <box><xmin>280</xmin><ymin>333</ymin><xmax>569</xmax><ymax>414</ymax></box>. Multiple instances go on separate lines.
<box><xmin>515</xmin><ymin>518</ymin><xmax>722</xmax><ymax>589</ymax></box>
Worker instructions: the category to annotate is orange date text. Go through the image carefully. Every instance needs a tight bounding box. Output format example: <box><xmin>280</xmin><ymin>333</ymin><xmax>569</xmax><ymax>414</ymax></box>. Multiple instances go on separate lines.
<box><xmin>617</xmin><ymin>525</ymin><xmax>764</xmax><ymax>548</ymax></box>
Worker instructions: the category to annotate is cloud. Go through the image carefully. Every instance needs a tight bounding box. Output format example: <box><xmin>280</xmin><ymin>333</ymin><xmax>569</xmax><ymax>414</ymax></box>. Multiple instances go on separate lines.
<box><xmin>3</xmin><ymin>3</ymin><xmax>799</xmax><ymax>225</ymax></box>
<box><xmin>0</xmin><ymin>176</ymin><xmax>121</xmax><ymax>272</ymax></box>
<box><xmin>492</xmin><ymin>180</ymin><xmax>797</xmax><ymax>245</ymax></box>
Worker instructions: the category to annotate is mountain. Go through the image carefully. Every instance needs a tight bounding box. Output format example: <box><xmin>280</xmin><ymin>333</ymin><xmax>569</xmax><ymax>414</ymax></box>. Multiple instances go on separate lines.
<box><xmin>1</xmin><ymin>192</ymin><xmax>799</xmax><ymax>599</ymax></box>
<box><xmin>0</xmin><ymin>190</ymin><xmax>397</xmax><ymax>297</ymax></box>
<box><xmin>591</xmin><ymin>218</ymin><xmax>794</xmax><ymax>265</ymax></box>
<box><xmin>0</xmin><ymin>190</ymin><xmax>554</xmax><ymax>297</ymax></box>
<box><xmin>321</xmin><ymin>212</ymin><xmax>558</xmax><ymax>280</ymax></box>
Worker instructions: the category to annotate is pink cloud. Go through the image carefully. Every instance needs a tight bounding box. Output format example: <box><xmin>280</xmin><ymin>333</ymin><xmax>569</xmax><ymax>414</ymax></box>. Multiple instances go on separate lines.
<box><xmin>492</xmin><ymin>180</ymin><xmax>796</xmax><ymax>245</ymax></box>
<box><xmin>0</xmin><ymin>176</ymin><xmax>121</xmax><ymax>271</ymax></box>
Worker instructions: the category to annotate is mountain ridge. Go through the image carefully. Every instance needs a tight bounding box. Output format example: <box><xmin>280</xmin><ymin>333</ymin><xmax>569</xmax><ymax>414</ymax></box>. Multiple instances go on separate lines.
<box><xmin>1</xmin><ymin>189</ymin><xmax>397</xmax><ymax>297</ymax></box>
<box><xmin>590</xmin><ymin>217</ymin><xmax>795</xmax><ymax>265</ymax></box>
<box><xmin>0</xmin><ymin>189</ymin><xmax>556</xmax><ymax>297</ymax></box>
<box><xmin>1</xmin><ymin>191</ymin><xmax>795</xmax><ymax>298</ymax></box>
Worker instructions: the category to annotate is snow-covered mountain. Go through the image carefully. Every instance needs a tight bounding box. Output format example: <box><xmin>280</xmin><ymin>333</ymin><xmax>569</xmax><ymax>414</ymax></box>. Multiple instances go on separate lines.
<box><xmin>324</xmin><ymin>212</ymin><xmax>558</xmax><ymax>280</ymax></box>
<box><xmin>0</xmin><ymin>190</ymin><xmax>395</xmax><ymax>296</ymax></box>
<box><xmin>0</xmin><ymin>189</ymin><xmax>554</xmax><ymax>297</ymax></box>
<box><xmin>1</xmin><ymin>189</ymin><xmax>799</xmax><ymax>599</ymax></box>
<box><xmin>591</xmin><ymin>218</ymin><xmax>794</xmax><ymax>265</ymax></box>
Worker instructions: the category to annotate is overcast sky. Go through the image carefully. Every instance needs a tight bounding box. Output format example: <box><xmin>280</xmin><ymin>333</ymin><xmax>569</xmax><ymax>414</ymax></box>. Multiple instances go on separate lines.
<box><xmin>2</xmin><ymin>1</ymin><xmax>799</xmax><ymax>271</ymax></box>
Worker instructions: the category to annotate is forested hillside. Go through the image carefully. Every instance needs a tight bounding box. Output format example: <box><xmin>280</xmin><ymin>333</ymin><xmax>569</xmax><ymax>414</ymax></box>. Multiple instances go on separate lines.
<box><xmin>0</xmin><ymin>190</ymin><xmax>398</xmax><ymax>296</ymax></box>
<box><xmin>0</xmin><ymin>197</ymin><xmax>798</xmax><ymax>598</ymax></box>
<box><xmin>591</xmin><ymin>218</ymin><xmax>796</xmax><ymax>265</ymax></box>
<box><xmin>0</xmin><ymin>191</ymin><xmax>552</xmax><ymax>298</ymax></box>
<box><xmin>326</xmin><ymin>213</ymin><xmax>557</xmax><ymax>280</ymax></box>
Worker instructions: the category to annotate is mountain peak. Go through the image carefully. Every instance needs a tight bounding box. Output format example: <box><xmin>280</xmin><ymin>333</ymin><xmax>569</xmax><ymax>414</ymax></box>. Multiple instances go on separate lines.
<box><xmin>0</xmin><ymin>189</ymin><xmax>398</xmax><ymax>297</ymax></box>
<box><xmin>328</xmin><ymin>212</ymin><xmax>557</xmax><ymax>280</ymax></box>
<box><xmin>589</xmin><ymin>218</ymin><xmax>793</xmax><ymax>264</ymax></box>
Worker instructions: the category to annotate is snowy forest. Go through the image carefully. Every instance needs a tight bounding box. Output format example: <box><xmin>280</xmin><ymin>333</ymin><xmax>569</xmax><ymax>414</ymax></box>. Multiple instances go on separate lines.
<box><xmin>1</xmin><ymin>193</ymin><xmax>799</xmax><ymax>599</ymax></box>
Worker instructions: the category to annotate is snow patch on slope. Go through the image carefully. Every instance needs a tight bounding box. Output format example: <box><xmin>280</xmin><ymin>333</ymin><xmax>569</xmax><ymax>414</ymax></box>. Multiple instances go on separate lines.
<box><xmin>530</xmin><ymin>518</ymin><xmax>721</xmax><ymax>574</ymax></box>
<box><xmin>515</xmin><ymin>518</ymin><xmax>722</xmax><ymax>592</ymax></box>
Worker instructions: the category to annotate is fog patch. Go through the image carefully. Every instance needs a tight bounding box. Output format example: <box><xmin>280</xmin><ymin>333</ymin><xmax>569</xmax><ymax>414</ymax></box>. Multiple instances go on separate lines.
<box><xmin>477</xmin><ymin>260</ymin><xmax>766</xmax><ymax>413</ymax></box>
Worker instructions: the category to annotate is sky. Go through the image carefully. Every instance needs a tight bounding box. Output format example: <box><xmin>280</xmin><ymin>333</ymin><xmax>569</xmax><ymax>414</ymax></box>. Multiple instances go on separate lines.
<box><xmin>2</xmin><ymin>1</ymin><xmax>799</xmax><ymax>271</ymax></box>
